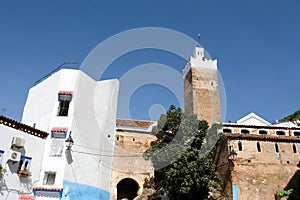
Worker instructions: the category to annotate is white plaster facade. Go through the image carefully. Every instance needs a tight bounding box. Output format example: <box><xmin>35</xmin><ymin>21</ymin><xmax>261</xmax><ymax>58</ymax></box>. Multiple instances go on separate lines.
<box><xmin>21</xmin><ymin>69</ymin><xmax>119</xmax><ymax>199</ymax></box>
<box><xmin>0</xmin><ymin>117</ymin><xmax>47</xmax><ymax>200</ymax></box>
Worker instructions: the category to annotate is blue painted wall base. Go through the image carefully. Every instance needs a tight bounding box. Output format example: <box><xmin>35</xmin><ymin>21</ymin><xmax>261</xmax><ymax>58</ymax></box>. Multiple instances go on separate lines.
<box><xmin>62</xmin><ymin>180</ymin><xmax>110</xmax><ymax>200</ymax></box>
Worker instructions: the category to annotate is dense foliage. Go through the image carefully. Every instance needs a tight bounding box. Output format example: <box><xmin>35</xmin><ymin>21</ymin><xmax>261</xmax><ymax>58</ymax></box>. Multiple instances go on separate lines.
<box><xmin>144</xmin><ymin>105</ymin><xmax>219</xmax><ymax>200</ymax></box>
<box><xmin>281</xmin><ymin>109</ymin><xmax>300</xmax><ymax>122</ymax></box>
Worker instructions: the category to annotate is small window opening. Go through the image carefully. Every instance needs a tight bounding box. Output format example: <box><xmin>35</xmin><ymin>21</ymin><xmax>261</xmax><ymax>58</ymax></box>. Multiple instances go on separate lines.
<box><xmin>43</xmin><ymin>172</ymin><xmax>56</xmax><ymax>185</ymax></box>
<box><xmin>275</xmin><ymin>143</ymin><xmax>279</xmax><ymax>153</ymax></box>
<box><xmin>133</xmin><ymin>138</ymin><xmax>135</xmax><ymax>142</ymax></box>
<box><xmin>57</xmin><ymin>100</ymin><xmax>70</xmax><ymax>116</ymax></box>
<box><xmin>293</xmin><ymin>131</ymin><xmax>300</xmax><ymax>136</ymax></box>
<box><xmin>257</xmin><ymin>142</ymin><xmax>262</xmax><ymax>152</ymax></box>
<box><xmin>259</xmin><ymin>130</ymin><xmax>268</xmax><ymax>135</ymax></box>
<box><xmin>238</xmin><ymin>141</ymin><xmax>243</xmax><ymax>151</ymax></box>
<box><xmin>223</xmin><ymin>128</ymin><xmax>232</xmax><ymax>133</ymax></box>
<box><xmin>57</xmin><ymin>93</ymin><xmax>72</xmax><ymax>117</ymax></box>
<box><xmin>287</xmin><ymin>161</ymin><xmax>290</xmax><ymax>164</ymax></box>
<box><xmin>241</xmin><ymin>129</ymin><xmax>250</xmax><ymax>134</ymax></box>
<box><xmin>276</xmin><ymin>130</ymin><xmax>286</xmax><ymax>136</ymax></box>
<box><xmin>116</xmin><ymin>136</ymin><xmax>119</xmax><ymax>141</ymax></box>
<box><xmin>292</xmin><ymin>144</ymin><xmax>297</xmax><ymax>153</ymax></box>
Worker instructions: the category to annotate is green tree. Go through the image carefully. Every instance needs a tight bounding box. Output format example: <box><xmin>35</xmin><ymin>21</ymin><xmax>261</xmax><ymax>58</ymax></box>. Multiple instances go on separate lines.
<box><xmin>281</xmin><ymin>109</ymin><xmax>300</xmax><ymax>122</ymax></box>
<box><xmin>144</xmin><ymin>105</ymin><xmax>219</xmax><ymax>200</ymax></box>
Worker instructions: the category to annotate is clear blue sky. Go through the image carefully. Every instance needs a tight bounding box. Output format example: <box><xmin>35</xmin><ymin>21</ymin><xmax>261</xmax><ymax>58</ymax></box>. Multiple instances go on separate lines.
<box><xmin>1</xmin><ymin>0</ymin><xmax>300</xmax><ymax>123</ymax></box>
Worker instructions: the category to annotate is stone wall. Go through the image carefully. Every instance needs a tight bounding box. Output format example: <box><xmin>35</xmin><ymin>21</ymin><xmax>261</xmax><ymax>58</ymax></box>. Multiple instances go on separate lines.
<box><xmin>184</xmin><ymin>67</ymin><xmax>221</xmax><ymax>126</ymax></box>
<box><xmin>230</xmin><ymin>139</ymin><xmax>300</xmax><ymax>199</ymax></box>
<box><xmin>217</xmin><ymin>124</ymin><xmax>300</xmax><ymax>200</ymax></box>
<box><xmin>110</xmin><ymin>130</ymin><xmax>156</xmax><ymax>200</ymax></box>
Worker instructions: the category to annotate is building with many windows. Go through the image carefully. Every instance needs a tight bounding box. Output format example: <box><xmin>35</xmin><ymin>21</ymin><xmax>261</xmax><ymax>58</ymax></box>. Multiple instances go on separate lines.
<box><xmin>0</xmin><ymin>44</ymin><xmax>299</xmax><ymax>200</ymax></box>
<box><xmin>215</xmin><ymin>113</ymin><xmax>300</xmax><ymax>199</ymax></box>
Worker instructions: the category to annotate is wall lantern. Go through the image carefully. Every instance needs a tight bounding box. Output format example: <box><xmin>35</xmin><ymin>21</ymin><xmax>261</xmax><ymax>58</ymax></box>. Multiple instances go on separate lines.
<box><xmin>65</xmin><ymin>131</ymin><xmax>74</xmax><ymax>150</ymax></box>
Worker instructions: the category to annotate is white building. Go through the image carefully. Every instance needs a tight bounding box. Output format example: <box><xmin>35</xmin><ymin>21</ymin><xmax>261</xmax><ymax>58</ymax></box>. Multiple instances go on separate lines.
<box><xmin>1</xmin><ymin>69</ymin><xmax>119</xmax><ymax>200</ymax></box>
<box><xmin>0</xmin><ymin>115</ymin><xmax>47</xmax><ymax>200</ymax></box>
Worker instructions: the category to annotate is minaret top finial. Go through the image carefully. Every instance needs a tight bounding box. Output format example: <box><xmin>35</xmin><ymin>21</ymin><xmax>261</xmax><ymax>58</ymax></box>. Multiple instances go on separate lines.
<box><xmin>197</xmin><ymin>34</ymin><xmax>201</xmax><ymax>45</ymax></box>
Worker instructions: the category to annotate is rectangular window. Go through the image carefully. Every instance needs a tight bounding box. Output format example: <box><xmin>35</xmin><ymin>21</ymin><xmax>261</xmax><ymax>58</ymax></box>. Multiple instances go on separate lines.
<box><xmin>275</xmin><ymin>143</ymin><xmax>279</xmax><ymax>153</ymax></box>
<box><xmin>238</xmin><ymin>141</ymin><xmax>243</xmax><ymax>151</ymax></box>
<box><xmin>256</xmin><ymin>142</ymin><xmax>262</xmax><ymax>152</ymax></box>
<box><xmin>50</xmin><ymin>139</ymin><xmax>64</xmax><ymax>157</ymax></box>
<box><xmin>50</xmin><ymin>127</ymin><xmax>67</xmax><ymax>157</ymax></box>
<box><xmin>57</xmin><ymin>100</ymin><xmax>70</xmax><ymax>116</ymax></box>
<box><xmin>57</xmin><ymin>92</ymin><xmax>72</xmax><ymax>117</ymax></box>
<box><xmin>292</xmin><ymin>144</ymin><xmax>297</xmax><ymax>153</ymax></box>
<box><xmin>43</xmin><ymin>171</ymin><xmax>56</xmax><ymax>185</ymax></box>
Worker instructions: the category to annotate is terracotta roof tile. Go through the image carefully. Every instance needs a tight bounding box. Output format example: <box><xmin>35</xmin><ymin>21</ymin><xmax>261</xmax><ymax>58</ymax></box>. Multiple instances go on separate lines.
<box><xmin>58</xmin><ymin>91</ymin><xmax>73</xmax><ymax>95</ymax></box>
<box><xmin>0</xmin><ymin>115</ymin><xmax>48</xmax><ymax>139</ymax></box>
<box><xmin>51</xmin><ymin>127</ymin><xmax>68</xmax><ymax>133</ymax></box>
<box><xmin>33</xmin><ymin>187</ymin><xmax>63</xmax><ymax>191</ymax></box>
<box><xmin>116</xmin><ymin>118</ymin><xmax>155</xmax><ymax>129</ymax></box>
<box><xmin>19</xmin><ymin>194</ymin><xmax>35</xmax><ymax>200</ymax></box>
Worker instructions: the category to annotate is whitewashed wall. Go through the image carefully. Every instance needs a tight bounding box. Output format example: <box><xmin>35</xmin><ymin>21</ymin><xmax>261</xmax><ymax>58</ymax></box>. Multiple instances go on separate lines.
<box><xmin>0</xmin><ymin>124</ymin><xmax>46</xmax><ymax>200</ymax></box>
<box><xmin>22</xmin><ymin>69</ymin><xmax>119</xmax><ymax>199</ymax></box>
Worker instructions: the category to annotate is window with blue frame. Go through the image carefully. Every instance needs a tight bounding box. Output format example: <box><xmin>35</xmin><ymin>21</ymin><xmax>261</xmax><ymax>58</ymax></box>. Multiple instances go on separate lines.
<box><xmin>18</xmin><ymin>156</ymin><xmax>32</xmax><ymax>177</ymax></box>
<box><xmin>0</xmin><ymin>150</ymin><xmax>4</xmax><ymax>164</ymax></box>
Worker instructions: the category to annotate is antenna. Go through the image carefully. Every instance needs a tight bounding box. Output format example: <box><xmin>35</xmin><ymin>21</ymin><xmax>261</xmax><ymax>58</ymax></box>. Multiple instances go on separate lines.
<box><xmin>34</xmin><ymin>62</ymin><xmax>79</xmax><ymax>85</ymax></box>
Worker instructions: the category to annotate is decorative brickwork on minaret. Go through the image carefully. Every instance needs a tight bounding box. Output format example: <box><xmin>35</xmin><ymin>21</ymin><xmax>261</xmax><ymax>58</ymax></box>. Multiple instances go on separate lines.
<box><xmin>184</xmin><ymin>46</ymin><xmax>221</xmax><ymax>125</ymax></box>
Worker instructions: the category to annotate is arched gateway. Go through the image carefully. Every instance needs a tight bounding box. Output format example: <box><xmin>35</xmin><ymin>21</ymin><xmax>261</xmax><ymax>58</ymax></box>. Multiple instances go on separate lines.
<box><xmin>117</xmin><ymin>178</ymin><xmax>140</xmax><ymax>200</ymax></box>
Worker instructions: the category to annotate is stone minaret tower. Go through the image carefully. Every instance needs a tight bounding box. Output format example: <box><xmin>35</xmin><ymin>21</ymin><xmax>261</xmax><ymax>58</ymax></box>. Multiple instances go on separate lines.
<box><xmin>183</xmin><ymin>46</ymin><xmax>221</xmax><ymax>125</ymax></box>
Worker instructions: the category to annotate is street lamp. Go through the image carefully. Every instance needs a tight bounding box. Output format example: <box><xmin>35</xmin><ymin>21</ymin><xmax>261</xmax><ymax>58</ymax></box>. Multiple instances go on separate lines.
<box><xmin>65</xmin><ymin>131</ymin><xmax>74</xmax><ymax>150</ymax></box>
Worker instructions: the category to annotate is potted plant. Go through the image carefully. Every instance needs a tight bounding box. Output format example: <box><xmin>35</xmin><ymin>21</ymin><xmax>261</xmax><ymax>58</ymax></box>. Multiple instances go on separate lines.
<box><xmin>18</xmin><ymin>166</ymin><xmax>31</xmax><ymax>177</ymax></box>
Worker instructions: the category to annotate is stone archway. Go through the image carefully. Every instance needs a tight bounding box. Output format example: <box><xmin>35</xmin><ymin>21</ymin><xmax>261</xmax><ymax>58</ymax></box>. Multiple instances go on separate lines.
<box><xmin>117</xmin><ymin>178</ymin><xmax>139</xmax><ymax>200</ymax></box>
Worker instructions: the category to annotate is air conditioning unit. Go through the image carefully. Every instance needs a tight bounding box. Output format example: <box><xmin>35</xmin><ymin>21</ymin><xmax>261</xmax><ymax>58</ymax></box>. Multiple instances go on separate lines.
<box><xmin>11</xmin><ymin>137</ymin><xmax>25</xmax><ymax>148</ymax></box>
<box><xmin>8</xmin><ymin>149</ymin><xmax>21</xmax><ymax>162</ymax></box>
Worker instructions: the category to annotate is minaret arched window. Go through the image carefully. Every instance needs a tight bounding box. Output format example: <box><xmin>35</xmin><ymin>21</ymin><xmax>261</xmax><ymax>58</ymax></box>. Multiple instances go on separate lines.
<box><xmin>292</xmin><ymin>144</ymin><xmax>297</xmax><ymax>153</ymax></box>
<box><xmin>238</xmin><ymin>141</ymin><xmax>243</xmax><ymax>151</ymax></box>
<box><xmin>257</xmin><ymin>142</ymin><xmax>262</xmax><ymax>152</ymax></box>
<box><xmin>275</xmin><ymin>143</ymin><xmax>279</xmax><ymax>153</ymax></box>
